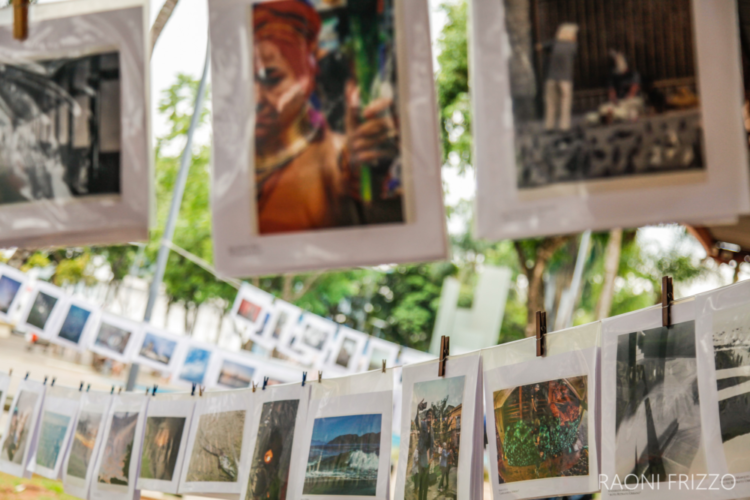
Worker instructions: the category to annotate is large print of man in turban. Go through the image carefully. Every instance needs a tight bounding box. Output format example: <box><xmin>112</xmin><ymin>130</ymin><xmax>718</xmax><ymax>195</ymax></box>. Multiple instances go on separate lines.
<box><xmin>253</xmin><ymin>0</ymin><xmax>403</xmax><ymax>235</ymax></box>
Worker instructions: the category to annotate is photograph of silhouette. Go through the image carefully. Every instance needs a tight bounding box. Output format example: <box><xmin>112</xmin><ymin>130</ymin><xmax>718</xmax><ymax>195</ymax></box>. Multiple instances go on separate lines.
<box><xmin>615</xmin><ymin>320</ymin><xmax>705</xmax><ymax>483</ymax></box>
<box><xmin>26</xmin><ymin>291</ymin><xmax>58</xmax><ymax>330</ymax></box>
<box><xmin>66</xmin><ymin>410</ymin><xmax>103</xmax><ymax>479</ymax></box>
<box><xmin>246</xmin><ymin>400</ymin><xmax>299</xmax><ymax>500</ymax></box>
<box><xmin>97</xmin><ymin>412</ymin><xmax>138</xmax><ymax>486</ymax></box>
<box><xmin>405</xmin><ymin>376</ymin><xmax>465</xmax><ymax>500</ymax></box>
<box><xmin>493</xmin><ymin>376</ymin><xmax>588</xmax><ymax>483</ymax></box>
<box><xmin>503</xmin><ymin>0</ymin><xmax>703</xmax><ymax>189</ymax></box>
<box><xmin>186</xmin><ymin>410</ymin><xmax>246</xmax><ymax>483</ymax></box>
<box><xmin>140</xmin><ymin>416</ymin><xmax>186</xmax><ymax>481</ymax></box>
<box><xmin>302</xmin><ymin>413</ymin><xmax>382</xmax><ymax>495</ymax></box>
<box><xmin>0</xmin><ymin>52</ymin><xmax>121</xmax><ymax>207</ymax></box>
<box><xmin>251</xmin><ymin>0</ymin><xmax>404</xmax><ymax>235</ymax></box>
<box><xmin>1</xmin><ymin>391</ymin><xmax>39</xmax><ymax>464</ymax></box>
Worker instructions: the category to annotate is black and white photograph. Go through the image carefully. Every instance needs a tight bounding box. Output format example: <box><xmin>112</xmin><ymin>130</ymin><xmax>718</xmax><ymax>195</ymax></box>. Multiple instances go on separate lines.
<box><xmin>0</xmin><ymin>51</ymin><xmax>121</xmax><ymax>208</ymax></box>
<box><xmin>614</xmin><ymin>321</ymin><xmax>705</xmax><ymax>482</ymax></box>
<box><xmin>89</xmin><ymin>314</ymin><xmax>138</xmax><ymax>362</ymax></box>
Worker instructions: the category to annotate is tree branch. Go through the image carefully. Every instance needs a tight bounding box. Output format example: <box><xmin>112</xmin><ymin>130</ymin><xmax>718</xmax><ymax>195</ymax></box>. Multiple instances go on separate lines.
<box><xmin>513</xmin><ymin>241</ymin><xmax>530</xmax><ymax>279</ymax></box>
<box><xmin>293</xmin><ymin>272</ymin><xmax>324</xmax><ymax>301</ymax></box>
<box><xmin>150</xmin><ymin>0</ymin><xmax>180</xmax><ymax>57</ymax></box>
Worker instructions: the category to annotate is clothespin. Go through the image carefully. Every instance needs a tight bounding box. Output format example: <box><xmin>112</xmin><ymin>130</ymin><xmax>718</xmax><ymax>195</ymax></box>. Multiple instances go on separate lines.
<box><xmin>110</xmin><ymin>386</ymin><xmax>115</xmax><ymax>395</ymax></box>
<box><xmin>43</xmin><ymin>376</ymin><xmax>48</xmax><ymax>385</ymax></box>
<box><xmin>191</xmin><ymin>383</ymin><xmax>196</xmax><ymax>396</ymax></box>
<box><xmin>152</xmin><ymin>385</ymin><xmax>158</xmax><ymax>396</ymax></box>
<box><xmin>86</xmin><ymin>384</ymin><xmax>91</xmax><ymax>392</ymax></box>
<box><xmin>117</xmin><ymin>387</ymin><xmax>122</xmax><ymax>394</ymax></box>
<box><xmin>199</xmin><ymin>386</ymin><xmax>204</xmax><ymax>397</ymax></box>
<box><xmin>662</xmin><ymin>276</ymin><xmax>674</xmax><ymax>328</ymax></box>
<box><xmin>51</xmin><ymin>377</ymin><xmax>56</xmax><ymax>387</ymax></box>
<box><xmin>79</xmin><ymin>382</ymin><xmax>84</xmax><ymax>392</ymax></box>
<box><xmin>382</xmin><ymin>359</ymin><xmax>386</xmax><ymax>373</ymax></box>
<box><xmin>24</xmin><ymin>372</ymin><xmax>29</xmax><ymax>380</ymax></box>
<box><xmin>536</xmin><ymin>311</ymin><xmax>547</xmax><ymax>357</ymax></box>
<box><xmin>7</xmin><ymin>369</ymin><xmax>11</xmax><ymax>377</ymax></box>
<box><xmin>302</xmin><ymin>372</ymin><xmax>307</xmax><ymax>387</ymax></box>
<box><xmin>251</xmin><ymin>381</ymin><xmax>257</xmax><ymax>393</ymax></box>
<box><xmin>438</xmin><ymin>336</ymin><xmax>449</xmax><ymax>377</ymax></box>
<box><xmin>262</xmin><ymin>377</ymin><xmax>269</xmax><ymax>390</ymax></box>
<box><xmin>12</xmin><ymin>0</ymin><xmax>30</xmax><ymax>41</ymax></box>
<box><xmin>318</xmin><ymin>371</ymin><xmax>323</xmax><ymax>383</ymax></box>
<box><xmin>145</xmin><ymin>387</ymin><xmax>150</xmax><ymax>396</ymax></box>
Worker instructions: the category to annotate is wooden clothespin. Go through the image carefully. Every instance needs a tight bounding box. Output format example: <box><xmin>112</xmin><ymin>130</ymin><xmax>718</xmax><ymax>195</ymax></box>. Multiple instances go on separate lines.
<box><xmin>438</xmin><ymin>335</ymin><xmax>450</xmax><ymax>377</ymax></box>
<box><xmin>251</xmin><ymin>381</ymin><xmax>257</xmax><ymax>393</ymax></box>
<box><xmin>318</xmin><ymin>371</ymin><xmax>323</xmax><ymax>383</ymax></box>
<box><xmin>199</xmin><ymin>386</ymin><xmax>204</xmax><ymax>397</ymax></box>
<box><xmin>302</xmin><ymin>372</ymin><xmax>307</xmax><ymax>387</ymax></box>
<box><xmin>382</xmin><ymin>359</ymin><xmax>386</xmax><ymax>373</ymax></box>
<box><xmin>262</xmin><ymin>377</ymin><xmax>269</xmax><ymax>390</ymax></box>
<box><xmin>536</xmin><ymin>311</ymin><xmax>547</xmax><ymax>357</ymax></box>
<box><xmin>7</xmin><ymin>368</ymin><xmax>11</xmax><ymax>377</ymax></box>
<box><xmin>12</xmin><ymin>0</ymin><xmax>30</xmax><ymax>41</ymax></box>
<box><xmin>662</xmin><ymin>276</ymin><xmax>673</xmax><ymax>328</ymax></box>
<box><xmin>117</xmin><ymin>387</ymin><xmax>122</xmax><ymax>394</ymax></box>
<box><xmin>145</xmin><ymin>387</ymin><xmax>150</xmax><ymax>395</ymax></box>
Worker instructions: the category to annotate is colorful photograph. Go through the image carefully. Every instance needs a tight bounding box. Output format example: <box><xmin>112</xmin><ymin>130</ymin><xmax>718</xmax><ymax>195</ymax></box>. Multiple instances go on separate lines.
<box><xmin>186</xmin><ymin>410</ymin><xmax>246</xmax><ymax>482</ymax></box>
<box><xmin>97</xmin><ymin>412</ymin><xmax>139</xmax><ymax>486</ymax></box>
<box><xmin>218</xmin><ymin>359</ymin><xmax>255</xmax><ymax>389</ymax></box>
<box><xmin>615</xmin><ymin>321</ymin><xmax>704</xmax><ymax>483</ymax></box>
<box><xmin>58</xmin><ymin>305</ymin><xmax>92</xmax><ymax>344</ymax></box>
<box><xmin>493</xmin><ymin>376</ymin><xmax>588</xmax><ymax>483</ymax></box>
<box><xmin>238</xmin><ymin>299</ymin><xmax>263</xmax><ymax>323</ymax></box>
<box><xmin>94</xmin><ymin>321</ymin><xmax>133</xmax><ymax>355</ymax></box>
<box><xmin>140</xmin><ymin>416</ymin><xmax>186</xmax><ymax>482</ymax></box>
<box><xmin>335</xmin><ymin>338</ymin><xmax>358</xmax><ymax>369</ymax></box>
<box><xmin>712</xmin><ymin>318</ymin><xmax>750</xmax><ymax>473</ymax></box>
<box><xmin>1</xmin><ymin>391</ymin><xmax>39</xmax><ymax>464</ymax></box>
<box><xmin>36</xmin><ymin>411</ymin><xmax>72</xmax><ymax>470</ymax></box>
<box><xmin>251</xmin><ymin>0</ymin><xmax>404</xmax><ymax>235</ymax></box>
<box><xmin>0</xmin><ymin>52</ymin><xmax>121</xmax><ymax>207</ymax></box>
<box><xmin>0</xmin><ymin>275</ymin><xmax>22</xmax><ymax>314</ymax></box>
<box><xmin>26</xmin><ymin>291</ymin><xmax>58</xmax><ymax>330</ymax></box>
<box><xmin>179</xmin><ymin>347</ymin><xmax>212</xmax><ymax>384</ymax></box>
<box><xmin>406</xmin><ymin>376</ymin><xmax>465</xmax><ymax>500</ymax></box>
<box><xmin>66</xmin><ymin>411</ymin><xmax>103</xmax><ymax>479</ymax></box>
<box><xmin>246</xmin><ymin>399</ymin><xmax>300</xmax><ymax>500</ymax></box>
<box><xmin>139</xmin><ymin>333</ymin><xmax>178</xmax><ymax>366</ymax></box>
<box><xmin>503</xmin><ymin>0</ymin><xmax>703</xmax><ymax>189</ymax></box>
<box><xmin>303</xmin><ymin>413</ymin><xmax>382</xmax><ymax>496</ymax></box>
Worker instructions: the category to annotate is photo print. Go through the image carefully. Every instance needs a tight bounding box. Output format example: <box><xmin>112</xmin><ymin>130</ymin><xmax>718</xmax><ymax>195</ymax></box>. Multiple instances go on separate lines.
<box><xmin>96</xmin><ymin>412</ymin><xmax>139</xmax><ymax>486</ymax></box>
<box><xmin>33</xmin><ymin>386</ymin><xmax>80</xmax><ymax>480</ymax></box>
<box><xmin>24</xmin><ymin>290</ymin><xmax>59</xmax><ymax>333</ymax></box>
<box><xmin>359</xmin><ymin>337</ymin><xmax>401</xmax><ymax>372</ymax></box>
<box><xmin>614</xmin><ymin>321</ymin><xmax>705</xmax><ymax>483</ymax></box>
<box><xmin>405</xmin><ymin>376</ymin><xmax>465</xmax><ymax>500</ymax></box>
<box><xmin>63</xmin><ymin>392</ymin><xmax>111</xmax><ymax>499</ymax></box>
<box><xmin>250</xmin><ymin>0</ymin><xmax>404</xmax><ymax>235</ymax></box>
<box><xmin>66</xmin><ymin>411</ymin><xmax>104</xmax><ymax>480</ymax></box>
<box><xmin>335</xmin><ymin>338</ymin><xmax>359</xmax><ymax>369</ymax></box>
<box><xmin>185</xmin><ymin>410</ymin><xmax>246</xmax><ymax>483</ymax></box>
<box><xmin>89</xmin><ymin>314</ymin><xmax>138</xmax><ymax>362</ymax></box>
<box><xmin>265</xmin><ymin>301</ymin><xmax>301</xmax><ymax>342</ymax></box>
<box><xmin>218</xmin><ymin>360</ymin><xmax>256</xmax><ymax>389</ymax></box>
<box><xmin>303</xmin><ymin>414</ymin><xmax>382</xmax><ymax>496</ymax></box>
<box><xmin>296</xmin><ymin>316</ymin><xmax>336</xmax><ymax>361</ymax></box>
<box><xmin>0</xmin><ymin>51</ymin><xmax>121</xmax><ymax>208</ymax></box>
<box><xmin>246</xmin><ymin>399</ymin><xmax>300</xmax><ymax>500</ymax></box>
<box><xmin>49</xmin><ymin>298</ymin><xmax>96</xmax><ymax>350</ymax></box>
<box><xmin>232</xmin><ymin>284</ymin><xmax>274</xmax><ymax>332</ymax></box>
<box><xmin>177</xmin><ymin>344</ymin><xmax>214</xmax><ymax>386</ymax></box>
<box><xmin>329</xmin><ymin>327</ymin><xmax>367</xmax><ymax>372</ymax></box>
<box><xmin>135</xmin><ymin>328</ymin><xmax>182</xmax><ymax>373</ymax></box>
<box><xmin>0</xmin><ymin>390</ymin><xmax>40</xmax><ymax>467</ymax></box>
<box><xmin>493</xmin><ymin>376</ymin><xmax>589</xmax><ymax>483</ymax></box>
<box><xmin>137</xmin><ymin>395</ymin><xmax>195</xmax><ymax>494</ymax></box>
<box><xmin>0</xmin><ymin>265</ymin><xmax>25</xmax><ymax>319</ymax></box>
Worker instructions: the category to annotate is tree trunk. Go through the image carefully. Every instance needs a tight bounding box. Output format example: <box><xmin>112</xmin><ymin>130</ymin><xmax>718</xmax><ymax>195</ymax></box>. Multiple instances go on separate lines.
<box><xmin>503</xmin><ymin>0</ymin><xmax>538</xmax><ymax>121</ymax></box>
<box><xmin>6</xmin><ymin>249</ymin><xmax>32</xmax><ymax>269</ymax></box>
<box><xmin>596</xmin><ymin>228</ymin><xmax>623</xmax><ymax>320</ymax></box>
<box><xmin>282</xmin><ymin>275</ymin><xmax>293</xmax><ymax>302</ymax></box>
<box><xmin>150</xmin><ymin>0</ymin><xmax>180</xmax><ymax>56</ymax></box>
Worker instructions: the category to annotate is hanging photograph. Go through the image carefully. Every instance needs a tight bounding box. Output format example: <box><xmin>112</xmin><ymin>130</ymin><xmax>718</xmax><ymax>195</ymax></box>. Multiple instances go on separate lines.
<box><xmin>179</xmin><ymin>391</ymin><xmax>253</xmax><ymax>495</ymax></box>
<box><xmin>63</xmin><ymin>391</ymin><xmax>111</xmax><ymax>499</ymax></box>
<box><xmin>394</xmin><ymin>355</ymin><xmax>482</xmax><ymax>500</ymax></box>
<box><xmin>90</xmin><ymin>394</ymin><xmax>147</xmax><ymax>500</ymax></box>
<box><xmin>0</xmin><ymin>372</ymin><xmax>10</xmax><ymax>432</ymax></box>
<box><xmin>327</xmin><ymin>327</ymin><xmax>368</xmax><ymax>373</ymax></box>
<box><xmin>239</xmin><ymin>383</ymin><xmax>309</xmax><ymax>500</ymax></box>
<box><xmin>207</xmin><ymin>351</ymin><xmax>261</xmax><ymax>389</ymax></box>
<box><xmin>134</xmin><ymin>327</ymin><xmax>184</xmax><ymax>374</ymax></box>
<box><xmin>472</xmin><ymin>0</ymin><xmax>750</xmax><ymax>240</ymax></box>
<box><xmin>32</xmin><ymin>386</ymin><xmax>80</xmax><ymax>480</ymax></box>
<box><xmin>173</xmin><ymin>342</ymin><xmax>215</xmax><ymax>387</ymax></box>
<box><xmin>18</xmin><ymin>282</ymin><xmax>65</xmax><ymax>337</ymax></box>
<box><xmin>358</xmin><ymin>337</ymin><xmax>400</xmax><ymax>372</ymax></box>
<box><xmin>0</xmin><ymin>380</ymin><xmax>45</xmax><ymax>477</ymax></box>
<box><xmin>0</xmin><ymin>0</ymin><xmax>150</xmax><ymax>248</ymax></box>
<box><xmin>88</xmin><ymin>313</ymin><xmax>140</xmax><ymax>363</ymax></box>
<box><xmin>296</xmin><ymin>314</ymin><xmax>337</xmax><ymax>361</ymax></box>
<box><xmin>250</xmin><ymin>299</ymin><xmax>302</xmax><ymax>350</ymax></box>
<box><xmin>137</xmin><ymin>395</ymin><xmax>195</xmax><ymax>494</ymax></box>
<box><xmin>209</xmin><ymin>0</ymin><xmax>446</xmax><ymax>277</ymax></box>
<box><xmin>287</xmin><ymin>370</ymin><xmax>392</xmax><ymax>500</ymax></box>
<box><xmin>231</xmin><ymin>284</ymin><xmax>275</xmax><ymax>333</ymax></box>
<box><xmin>0</xmin><ymin>264</ymin><xmax>26</xmax><ymax>321</ymax></box>
<box><xmin>47</xmin><ymin>297</ymin><xmax>98</xmax><ymax>351</ymax></box>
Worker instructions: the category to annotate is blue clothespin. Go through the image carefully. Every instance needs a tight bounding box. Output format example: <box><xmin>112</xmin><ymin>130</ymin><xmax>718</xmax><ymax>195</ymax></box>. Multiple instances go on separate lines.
<box><xmin>79</xmin><ymin>382</ymin><xmax>84</xmax><ymax>392</ymax></box>
<box><xmin>86</xmin><ymin>384</ymin><xmax>91</xmax><ymax>392</ymax></box>
<box><xmin>110</xmin><ymin>386</ymin><xmax>115</xmax><ymax>394</ymax></box>
<box><xmin>43</xmin><ymin>376</ymin><xmax>48</xmax><ymax>385</ymax></box>
<box><xmin>191</xmin><ymin>383</ymin><xmax>196</xmax><ymax>396</ymax></box>
<box><xmin>152</xmin><ymin>385</ymin><xmax>158</xmax><ymax>396</ymax></box>
<box><xmin>24</xmin><ymin>372</ymin><xmax>29</xmax><ymax>380</ymax></box>
<box><xmin>51</xmin><ymin>377</ymin><xmax>56</xmax><ymax>387</ymax></box>
<box><xmin>262</xmin><ymin>377</ymin><xmax>269</xmax><ymax>390</ymax></box>
<box><xmin>302</xmin><ymin>372</ymin><xmax>307</xmax><ymax>387</ymax></box>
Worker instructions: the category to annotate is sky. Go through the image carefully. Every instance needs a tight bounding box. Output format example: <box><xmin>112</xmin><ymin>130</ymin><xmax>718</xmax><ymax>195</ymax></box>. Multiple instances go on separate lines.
<box><xmin>311</xmin><ymin>414</ymin><xmax>382</xmax><ymax>443</ymax></box>
<box><xmin>410</xmin><ymin>375</ymin><xmax>465</xmax><ymax>416</ymax></box>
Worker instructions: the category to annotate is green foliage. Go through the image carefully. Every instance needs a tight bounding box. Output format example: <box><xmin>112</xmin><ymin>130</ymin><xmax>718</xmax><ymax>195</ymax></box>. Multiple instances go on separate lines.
<box><xmin>504</xmin><ymin>416</ymin><xmax>581</xmax><ymax>466</ymax></box>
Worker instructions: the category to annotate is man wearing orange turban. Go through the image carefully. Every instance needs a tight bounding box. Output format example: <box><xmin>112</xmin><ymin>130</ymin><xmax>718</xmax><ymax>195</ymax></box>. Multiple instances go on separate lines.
<box><xmin>253</xmin><ymin>0</ymin><xmax>399</xmax><ymax>234</ymax></box>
